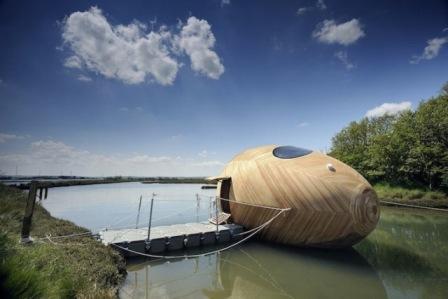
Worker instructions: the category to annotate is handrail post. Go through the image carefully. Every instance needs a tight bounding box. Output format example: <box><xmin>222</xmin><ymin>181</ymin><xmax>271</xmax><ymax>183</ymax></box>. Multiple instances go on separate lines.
<box><xmin>136</xmin><ymin>195</ymin><xmax>142</xmax><ymax>229</ymax></box>
<box><xmin>196</xmin><ymin>193</ymin><xmax>200</xmax><ymax>222</ymax></box>
<box><xmin>146</xmin><ymin>193</ymin><xmax>155</xmax><ymax>242</ymax></box>
<box><xmin>21</xmin><ymin>181</ymin><xmax>38</xmax><ymax>244</ymax></box>
<box><xmin>215</xmin><ymin>196</ymin><xmax>219</xmax><ymax>239</ymax></box>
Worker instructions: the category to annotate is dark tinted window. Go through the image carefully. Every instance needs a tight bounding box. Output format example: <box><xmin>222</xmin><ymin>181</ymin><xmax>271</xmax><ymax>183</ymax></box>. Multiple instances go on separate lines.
<box><xmin>273</xmin><ymin>146</ymin><xmax>312</xmax><ymax>159</ymax></box>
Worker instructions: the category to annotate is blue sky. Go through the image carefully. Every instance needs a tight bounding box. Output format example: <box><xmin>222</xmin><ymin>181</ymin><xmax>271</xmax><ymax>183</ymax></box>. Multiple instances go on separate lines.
<box><xmin>0</xmin><ymin>0</ymin><xmax>447</xmax><ymax>176</ymax></box>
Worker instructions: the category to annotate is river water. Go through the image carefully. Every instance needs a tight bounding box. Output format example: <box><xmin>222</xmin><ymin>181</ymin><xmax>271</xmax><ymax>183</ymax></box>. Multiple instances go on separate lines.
<box><xmin>42</xmin><ymin>182</ymin><xmax>448</xmax><ymax>299</ymax></box>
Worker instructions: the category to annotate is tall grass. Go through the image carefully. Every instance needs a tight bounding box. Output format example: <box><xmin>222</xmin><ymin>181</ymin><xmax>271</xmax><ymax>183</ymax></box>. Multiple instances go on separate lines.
<box><xmin>0</xmin><ymin>184</ymin><xmax>126</xmax><ymax>298</ymax></box>
<box><xmin>374</xmin><ymin>183</ymin><xmax>448</xmax><ymax>207</ymax></box>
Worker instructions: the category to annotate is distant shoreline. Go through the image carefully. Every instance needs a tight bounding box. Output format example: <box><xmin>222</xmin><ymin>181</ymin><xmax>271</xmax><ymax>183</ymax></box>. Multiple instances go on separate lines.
<box><xmin>1</xmin><ymin>177</ymin><xmax>213</xmax><ymax>190</ymax></box>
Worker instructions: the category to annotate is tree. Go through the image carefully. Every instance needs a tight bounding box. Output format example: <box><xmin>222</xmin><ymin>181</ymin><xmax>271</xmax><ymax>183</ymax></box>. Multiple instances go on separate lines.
<box><xmin>441</xmin><ymin>81</ymin><xmax>448</xmax><ymax>96</ymax></box>
<box><xmin>329</xmin><ymin>89</ymin><xmax>448</xmax><ymax>191</ymax></box>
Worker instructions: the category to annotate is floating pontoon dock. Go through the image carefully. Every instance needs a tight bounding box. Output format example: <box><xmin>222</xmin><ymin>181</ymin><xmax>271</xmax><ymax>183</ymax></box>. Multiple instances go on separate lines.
<box><xmin>99</xmin><ymin>222</ymin><xmax>244</xmax><ymax>257</ymax></box>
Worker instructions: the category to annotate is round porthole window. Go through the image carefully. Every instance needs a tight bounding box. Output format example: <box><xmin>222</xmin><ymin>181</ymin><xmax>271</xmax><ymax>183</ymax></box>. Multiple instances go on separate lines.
<box><xmin>273</xmin><ymin>146</ymin><xmax>313</xmax><ymax>159</ymax></box>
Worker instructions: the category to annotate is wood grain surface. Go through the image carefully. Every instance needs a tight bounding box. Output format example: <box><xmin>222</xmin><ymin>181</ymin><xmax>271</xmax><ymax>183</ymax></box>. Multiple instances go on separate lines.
<box><xmin>211</xmin><ymin>145</ymin><xmax>380</xmax><ymax>248</ymax></box>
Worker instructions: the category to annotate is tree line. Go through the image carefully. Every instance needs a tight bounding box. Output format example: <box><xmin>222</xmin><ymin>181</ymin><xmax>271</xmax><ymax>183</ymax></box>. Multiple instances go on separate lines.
<box><xmin>329</xmin><ymin>84</ymin><xmax>448</xmax><ymax>192</ymax></box>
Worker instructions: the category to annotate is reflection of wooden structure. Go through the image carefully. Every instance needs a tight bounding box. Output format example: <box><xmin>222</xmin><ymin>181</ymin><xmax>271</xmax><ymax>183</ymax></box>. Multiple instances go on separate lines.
<box><xmin>208</xmin><ymin>145</ymin><xmax>380</xmax><ymax>248</ymax></box>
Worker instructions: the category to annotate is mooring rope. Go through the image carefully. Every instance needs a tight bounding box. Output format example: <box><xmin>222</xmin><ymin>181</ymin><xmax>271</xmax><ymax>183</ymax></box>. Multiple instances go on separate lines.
<box><xmin>380</xmin><ymin>200</ymin><xmax>448</xmax><ymax>212</ymax></box>
<box><xmin>110</xmin><ymin>207</ymin><xmax>291</xmax><ymax>259</ymax></box>
<box><xmin>198</xmin><ymin>194</ymin><xmax>288</xmax><ymax>211</ymax></box>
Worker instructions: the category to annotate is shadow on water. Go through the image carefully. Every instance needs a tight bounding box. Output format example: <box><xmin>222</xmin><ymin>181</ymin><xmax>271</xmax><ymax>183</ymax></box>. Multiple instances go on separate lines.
<box><xmin>122</xmin><ymin>240</ymin><xmax>387</xmax><ymax>299</ymax></box>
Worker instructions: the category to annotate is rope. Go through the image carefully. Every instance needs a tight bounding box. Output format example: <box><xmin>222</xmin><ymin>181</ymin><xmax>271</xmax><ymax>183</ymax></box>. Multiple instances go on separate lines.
<box><xmin>198</xmin><ymin>194</ymin><xmax>287</xmax><ymax>212</ymax></box>
<box><xmin>380</xmin><ymin>200</ymin><xmax>448</xmax><ymax>212</ymax></box>
<box><xmin>110</xmin><ymin>207</ymin><xmax>291</xmax><ymax>259</ymax></box>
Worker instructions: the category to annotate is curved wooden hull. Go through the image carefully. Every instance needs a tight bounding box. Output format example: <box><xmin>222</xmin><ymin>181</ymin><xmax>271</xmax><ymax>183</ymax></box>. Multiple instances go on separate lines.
<box><xmin>214</xmin><ymin>145</ymin><xmax>380</xmax><ymax>248</ymax></box>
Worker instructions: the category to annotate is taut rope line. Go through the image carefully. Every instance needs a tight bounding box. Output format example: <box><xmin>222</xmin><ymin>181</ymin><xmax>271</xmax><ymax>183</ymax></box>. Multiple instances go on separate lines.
<box><xmin>380</xmin><ymin>200</ymin><xmax>448</xmax><ymax>212</ymax></box>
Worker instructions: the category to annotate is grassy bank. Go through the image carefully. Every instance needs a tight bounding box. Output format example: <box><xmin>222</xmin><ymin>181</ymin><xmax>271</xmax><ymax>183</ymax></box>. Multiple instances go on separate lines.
<box><xmin>0</xmin><ymin>184</ymin><xmax>126</xmax><ymax>298</ymax></box>
<box><xmin>374</xmin><ymin>183</ymin><xmax>448</xmax><ymax>208</ymax></box>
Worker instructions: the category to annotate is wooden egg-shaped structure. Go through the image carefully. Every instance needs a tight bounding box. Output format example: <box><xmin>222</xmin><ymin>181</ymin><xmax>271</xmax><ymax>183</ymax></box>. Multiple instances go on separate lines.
<box><xmin>209</xmin><ymin>145</ymin><xmax>380</xmax><ymax>248</ymax></box>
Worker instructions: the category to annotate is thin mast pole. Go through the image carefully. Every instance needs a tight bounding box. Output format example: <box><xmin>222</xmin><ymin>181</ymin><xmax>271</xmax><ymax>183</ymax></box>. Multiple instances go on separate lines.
<box><xmin>136</xmin><ymin>195</ymin><xmax>142</xmax><ymax>229</ymax></box>
<box><xmin>147</xmin><ymin>193</ymin><xmax>155</xmax><ymax>242</ymax></box>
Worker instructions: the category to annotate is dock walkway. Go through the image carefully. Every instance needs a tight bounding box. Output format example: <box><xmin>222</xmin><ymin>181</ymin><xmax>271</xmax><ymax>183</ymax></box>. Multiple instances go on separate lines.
<box><xmin>99</xmin><ymin>222</ymin><xmax>244</xmax><ymax>256</ymax></box>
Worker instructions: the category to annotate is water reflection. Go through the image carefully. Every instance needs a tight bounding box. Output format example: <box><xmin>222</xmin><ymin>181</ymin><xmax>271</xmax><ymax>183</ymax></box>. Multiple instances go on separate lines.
<box><xmin>121</xmin><ymin>242</ymin><xmax>387</xmax><ymax>299</ymax></box>
<box><xmin>41</xmin><ymin>183</ymin><xmax>448</xmax><ymax>298</ymax></box>
<box><xmin>356</xmin><ymin>207</ymin><xmax>448</xmax><ymax>299</ymax></box>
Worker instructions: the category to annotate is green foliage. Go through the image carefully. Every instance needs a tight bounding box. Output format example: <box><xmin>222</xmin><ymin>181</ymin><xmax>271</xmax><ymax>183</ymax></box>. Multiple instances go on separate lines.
<box><xmin>330</xmin><ymin>93</ymin><xmax>448</xmax><ymax>192</ymax></box>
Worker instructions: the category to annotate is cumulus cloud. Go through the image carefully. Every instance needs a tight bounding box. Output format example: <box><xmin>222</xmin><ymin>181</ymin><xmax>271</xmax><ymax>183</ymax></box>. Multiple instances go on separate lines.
<box><xmin>176</xmin><ymin>17</ymin><xmax>225</xmax><ymax>79</ymax></box>
<box><xmin>297</xmin><ymin>0</ymin><xmax>327</xmax><ymax>16</ymax></box>
<box><xmin>64</xmin><ymin>55</ymin><xmax>82</xmax><ymax>69</ymax></box>
<box><xmin>0</xmin><ymin>140</ymin><xmax>224</xmax><ymax>176</ymax></box>
<box><xmin>297</xmin><ymin>122</ymin><xmax>309</xmax><ymax>128</ymax></box>
<box><xmin>62</xmin><ymin>7</ymin><xmax>178</xmax><ymax>85</ymax></box>
<box><xmin>61</xmin><ymin>7</ymin><xmax>224</xmax><ymax>85</ymax></box>
<box><xmin>0</xmin><ymin>133</ymin><xmax>26</xmax><ymax>143</ymax></box>
<box><xmin>313</xmin><ymin>19</ymin><xmax>365</xmax><ymax>46</ymax></box>
<box><xmin>410</xmin><ymin>37</ymin><xmax>448</xmax><ymax>64</ymax></box>
<box><xmin>334</xmin><ymin>50</ymin><xmax>355</xmax><ymax>69</ymax></box>
<box><xmin>365</xmin><ymin>102</ymin><xmax>412</xmax><ymax>118</ymax></box>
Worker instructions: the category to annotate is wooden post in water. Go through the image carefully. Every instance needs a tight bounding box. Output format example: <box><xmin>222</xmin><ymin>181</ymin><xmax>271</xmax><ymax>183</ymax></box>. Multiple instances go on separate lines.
<box><xmin>38</xmin><ymin>188</ymin><xmax>43</xmax><ymax>201</ymax></box>
<box><xmin>21</xmin><ymin>181</ymin><xmax>38</xmax><ymax>244</ymax></box>
<box><xmin>44</xmin><ymin>187</ymin><xmax>48</xmax><ymax>199</ymax></box>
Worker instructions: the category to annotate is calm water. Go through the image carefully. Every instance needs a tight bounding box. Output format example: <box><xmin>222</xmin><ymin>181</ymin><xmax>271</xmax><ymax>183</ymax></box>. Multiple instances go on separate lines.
<box><xmin>42</xmin><ymin>183</ymin><xmax>448</xmax><ymax>299</ymax></box>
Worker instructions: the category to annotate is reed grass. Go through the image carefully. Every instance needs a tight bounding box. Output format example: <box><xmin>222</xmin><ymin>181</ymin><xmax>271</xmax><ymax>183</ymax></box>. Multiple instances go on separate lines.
<box><xmin>0</xmin><ymin>184</ymin><xmax>126</xmax><ymax>298</ymax></box>
<box><xmin>374</xmin><ymin>183</ymin><xmax>448</xmax><ymax>208</ymax></box>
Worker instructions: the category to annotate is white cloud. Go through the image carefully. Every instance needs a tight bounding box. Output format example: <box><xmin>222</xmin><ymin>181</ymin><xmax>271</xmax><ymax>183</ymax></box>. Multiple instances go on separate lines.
<box><xmin>365</xmin><ymin>101</ymin><xmax>412</xmax><ymax>118</ymax></box>
<box><xmin>297</xmin><ymin>122</ymin><xmax>309</xmax><ymax>128</ymax></box>
<box><xmin>0</xmin><ymin>133</ymin><xmax>26</xmax><ymax>143</ymax></box>
<box><xmin>410</xmin><ymin>37</ymin><xmax>448</xmax><ymax>64</ymax></box>
<box><xmin>0</xmin><ymin>140</ymin><xmax>224</xmax><ymax>176</ymax></box>
<box><xmin>61</xmin><ymin>7</ymin><xmax>224</xmax><ymax>85</ymax></box>
<box><xmin>198</xmin><ymin>150</ymin><xmax>208</xmax><ymax>158</ymax></box>
<box><xmin>176</xmin><ymin>17</ymin><xmax>225</xmax><ymax>79</ymax></box>
<box><xmin>334</xmin><ymin>50</ymin><xmax>355</xmax><ymax>69</ymax></box>
<box><xmin>313</xmin><ymin>19</ymin><xmax>365</xmax><ymax>46</ymax></box>
<box><xmin>64</xmin><ymin>55</ymin><xmax>82</xmax><ymax>69</ymax></box>
<box><xmin>62</xmin><ymin>7</ymin><xmax>178</xmax><ymax>85</ymax></box>
<box><xmin>296</xmin><ymin>7</ymin><xmax>312</xmax><ymax>15</ymax></box>
<box><xmin>297</xmin><ymin>0</ymin><xmax>327</xmax><ymax>16</ymax></box>
<box><xmin>77</xmin><ymin>74</ymin><xmax>92</xmax><ymax>82</ymax></box>
<box><xmin>221</xmin><ymin>0</ymin><xmax>230</xmax><ymax>6</ymax></box>
<box><xmin>192</xmin><ymin>160</ymin><xmax>224</xmax><ymax>167</ymax></box>
<box><xmin>316</xmin><ymin>0</ymin><xmax>327</xmax><ymax>10</ymax></box>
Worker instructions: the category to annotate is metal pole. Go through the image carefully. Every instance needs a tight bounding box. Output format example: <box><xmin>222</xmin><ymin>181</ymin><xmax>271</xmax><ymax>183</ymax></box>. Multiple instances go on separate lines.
<box><xmin>21</xmin><ymin>181</ymin><xmax>38</xmax><ymax>243</ymax></box>
<box><xmin>196</xmin><ymin>193</ymin><xmax>200</xmax><ymax>222</ymax></box>
<box><xmin>136</xmin><ymin>195</ymin><xmax>142</xmax><ymax>229</ymax></box>
<box><xmin>147</xmin><ymin>193</ymin><xmax>155</xmax><ymax>242</ymax></box>
<box><xmin>215</xmin><ymin>197</ymin><xmax>219</xmax><ymax>236</ymax></box>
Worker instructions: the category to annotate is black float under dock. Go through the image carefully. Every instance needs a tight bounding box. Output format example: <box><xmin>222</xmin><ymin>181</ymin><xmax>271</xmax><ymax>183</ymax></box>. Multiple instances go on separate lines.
<box><xmin>99</xmin><ymin>223</ymin><xmax>244</xmax><ymax>257</ymax></box>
